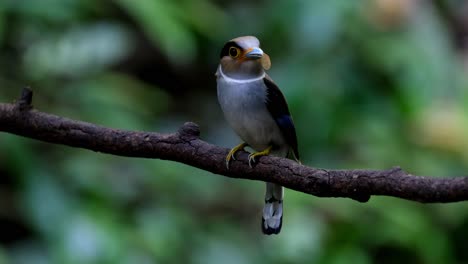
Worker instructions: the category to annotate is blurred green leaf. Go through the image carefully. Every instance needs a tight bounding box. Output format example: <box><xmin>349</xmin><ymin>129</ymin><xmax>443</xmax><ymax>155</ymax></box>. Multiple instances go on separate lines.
<box><xmin>116</xmin><ymin>0</ymin><xmax>196</xmax><ymax>63</ymax></box>
<box><xmin>23</xmin><ymin>23</ymin><xmax>134</xmax><ymax>79</ymax></box>
<box><xmin>1</xmin><ymin>1</ymin><xmax>468</xmax><ymax>263</ymax></box>
<box><xmin>0</xmin><ymin>247</ymin><xmax>8</xmax><ymax>264</ymax></box>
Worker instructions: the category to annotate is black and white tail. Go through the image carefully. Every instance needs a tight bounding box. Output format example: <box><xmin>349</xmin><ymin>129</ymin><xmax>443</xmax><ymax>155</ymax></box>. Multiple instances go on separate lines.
<box><xmin>262</xmin><ymin>182</ymin><xmax>284</xmax><ymax>235</ymax></box>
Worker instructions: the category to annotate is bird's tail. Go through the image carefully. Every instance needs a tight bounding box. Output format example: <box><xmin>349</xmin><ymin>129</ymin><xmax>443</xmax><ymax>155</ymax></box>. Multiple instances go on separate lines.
<box><xmin>262</xmin><ymin>182</ymin><xmax>283</xmax><ymax>235</ymax></box>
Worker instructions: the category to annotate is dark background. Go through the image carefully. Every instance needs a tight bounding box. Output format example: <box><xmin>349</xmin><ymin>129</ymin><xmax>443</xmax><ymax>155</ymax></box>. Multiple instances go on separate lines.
<box><xmin>1</xmin><ymin>0</ymin><xmax>468</xmax><ymax>263</ymax></box>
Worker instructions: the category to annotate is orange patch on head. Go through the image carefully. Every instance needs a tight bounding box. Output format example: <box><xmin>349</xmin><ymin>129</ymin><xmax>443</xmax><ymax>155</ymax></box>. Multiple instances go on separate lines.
<box><xmin>236</xmin><ymin>55</ymin><xmax>248</xmax><ymax>63</ymax></box>
<box><xmin>243</xmin><ymin>47</ymin><xmax>254</xmax><ymax>54</ymax></box>
<box><xmin>237</xmin><ymin>48</ymin><xmax>252</xmax><ymax>62</ymax></box>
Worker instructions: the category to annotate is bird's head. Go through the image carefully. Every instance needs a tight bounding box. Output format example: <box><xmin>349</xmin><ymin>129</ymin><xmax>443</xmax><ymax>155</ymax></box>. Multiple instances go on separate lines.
<box><xmin>218</xmin><ymin>36</ymin><xmax>271</xmax><ymax>79</ymax></box>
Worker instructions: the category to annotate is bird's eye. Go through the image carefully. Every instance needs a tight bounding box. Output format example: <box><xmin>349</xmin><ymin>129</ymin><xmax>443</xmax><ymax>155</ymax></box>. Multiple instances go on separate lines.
<box><xmin>229</xmin><ymin>47</ymin><xmax>240</xmax><ymax>58</ymax></box>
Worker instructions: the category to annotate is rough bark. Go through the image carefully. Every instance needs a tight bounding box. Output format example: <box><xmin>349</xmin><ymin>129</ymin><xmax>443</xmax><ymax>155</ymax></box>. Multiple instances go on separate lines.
<box><xmin>1</xmin><ymin>88</ymin><xmax>467</xmax><ymax>203</ymax></box>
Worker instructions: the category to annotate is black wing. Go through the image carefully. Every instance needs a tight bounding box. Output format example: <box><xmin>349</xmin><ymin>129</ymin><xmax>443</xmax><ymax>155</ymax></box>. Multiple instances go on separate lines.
<box><xmin>263</xmin><ymin>76</ymin><xmax>300</xmax><ymax>161</ymax></box>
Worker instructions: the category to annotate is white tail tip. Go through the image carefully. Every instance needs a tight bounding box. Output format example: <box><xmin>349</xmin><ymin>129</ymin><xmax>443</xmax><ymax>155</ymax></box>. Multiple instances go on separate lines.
<box><xmin>262</xmin><ymin>198</ymin><xmax>283</xmax><ymax>235</ymax></box>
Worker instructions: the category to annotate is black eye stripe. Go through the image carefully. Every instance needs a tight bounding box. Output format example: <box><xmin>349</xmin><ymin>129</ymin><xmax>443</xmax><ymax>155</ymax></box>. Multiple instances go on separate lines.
<box><xmin>220</xmin><ymin>41</ymin><xmax>243</xmax><ymax>58</ymax></box>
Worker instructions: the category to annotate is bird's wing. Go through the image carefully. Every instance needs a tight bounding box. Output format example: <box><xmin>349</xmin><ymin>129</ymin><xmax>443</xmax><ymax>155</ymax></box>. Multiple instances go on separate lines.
<box><xmin>263</xmin><ymin>75</ymin><xmax>300</xmax><ymax>161</ymax></box>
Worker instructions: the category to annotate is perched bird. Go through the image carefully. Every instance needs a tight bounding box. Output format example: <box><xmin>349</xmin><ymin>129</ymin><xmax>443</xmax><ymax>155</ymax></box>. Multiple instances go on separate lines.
<box><xmin>216</xmin><ymin>36</ymin><xmax>300</xmax><ymax>235</ymax></box>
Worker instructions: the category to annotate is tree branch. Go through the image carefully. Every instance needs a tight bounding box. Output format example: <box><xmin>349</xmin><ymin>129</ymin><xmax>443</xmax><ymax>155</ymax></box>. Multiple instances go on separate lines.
<box><xmin>1</xmin><ymin>88</ymin><xmax>468</xmax><ymax>203</ymax></box>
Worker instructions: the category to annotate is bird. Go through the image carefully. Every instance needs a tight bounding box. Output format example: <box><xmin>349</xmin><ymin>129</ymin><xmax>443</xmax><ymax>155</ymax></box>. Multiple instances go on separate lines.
<box><xmin>216</xmin><ymin>36</ymin><xmax>300</xmax><ymax>235</ymax></box>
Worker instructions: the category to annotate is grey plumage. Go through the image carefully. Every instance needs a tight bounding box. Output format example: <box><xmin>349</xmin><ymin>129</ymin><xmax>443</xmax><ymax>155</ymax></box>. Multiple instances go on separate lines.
<box><xmin>216</xmin><ymin>36</ymin><xmax>299</xmax><ymax>235</ymax></box>
<box><xmin>216</xmin><ymin>69</ymin><xmax>287</xmax><ymax>152</ymax></box>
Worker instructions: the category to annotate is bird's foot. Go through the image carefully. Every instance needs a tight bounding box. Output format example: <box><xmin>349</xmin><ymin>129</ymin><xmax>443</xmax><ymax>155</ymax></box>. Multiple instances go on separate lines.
<box><xmin>248</xmin><ymin>146</ymin><xmax>272</xmax><ymax>168</ymax></box>
<box><xmin>226</xmin><ymin>143</ymin><xmax>248</xmax><ymax>169</ymax></box>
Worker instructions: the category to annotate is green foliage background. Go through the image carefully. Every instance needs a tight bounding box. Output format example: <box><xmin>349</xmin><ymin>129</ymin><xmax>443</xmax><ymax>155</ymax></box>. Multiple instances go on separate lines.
<box><xmin>1</xmin><ymin>0</ymin><xmax>468</xmax><ymax>263</ymax></box>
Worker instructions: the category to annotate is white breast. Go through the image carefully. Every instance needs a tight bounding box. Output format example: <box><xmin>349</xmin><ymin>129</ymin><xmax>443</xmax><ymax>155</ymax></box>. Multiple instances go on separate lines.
<box><xmin>216</xmin><ymin>67</ymin><xmax>285</xmax><ymax>152</ymax></box>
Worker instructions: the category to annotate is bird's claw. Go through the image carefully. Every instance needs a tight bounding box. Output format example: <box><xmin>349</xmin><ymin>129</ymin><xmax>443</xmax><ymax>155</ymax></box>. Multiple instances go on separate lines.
<box><xmin>226</xmin><ymin>143</ymin><xmax>248</xmax><ymax>169</ymax></box>
<box><xmin>247</xmin><ymin>146</ymin><xmax>273</xmax><ymax>168</ymax></box>
<box><xmin>248</xmin><ymin>154</ymin><xmax>257</xmax><ymax>168</ymax></box>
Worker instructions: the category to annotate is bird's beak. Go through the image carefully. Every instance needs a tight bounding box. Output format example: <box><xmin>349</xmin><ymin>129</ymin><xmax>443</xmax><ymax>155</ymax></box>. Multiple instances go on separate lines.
<box><xmin>244</xmin><ymin>47</ymin><xmax>271</xmax><ymax>70</ymax></box>
<box><xmin>245</xmin><ymin>47</ymin><xmax>264</xmax><ymax>59</ymax></box>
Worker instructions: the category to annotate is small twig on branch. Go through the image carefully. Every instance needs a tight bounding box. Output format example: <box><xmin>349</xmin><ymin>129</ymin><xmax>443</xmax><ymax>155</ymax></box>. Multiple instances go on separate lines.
<box><xmin>16</xmin><ymin>86</ymin><xmax>33</xmax><ymax>111</ymax></box>
<box><xmin>1</xmin><ymin>88</ymin><xmax>468</xmax><ymax>203</ymax></box>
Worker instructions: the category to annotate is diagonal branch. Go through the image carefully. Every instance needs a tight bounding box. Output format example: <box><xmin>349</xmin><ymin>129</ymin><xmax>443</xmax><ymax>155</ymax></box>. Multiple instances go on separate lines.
<box><xmin>1</xmin><ymin>88</ymin><xmax>468</xmax><ymax>203</ymax></box>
